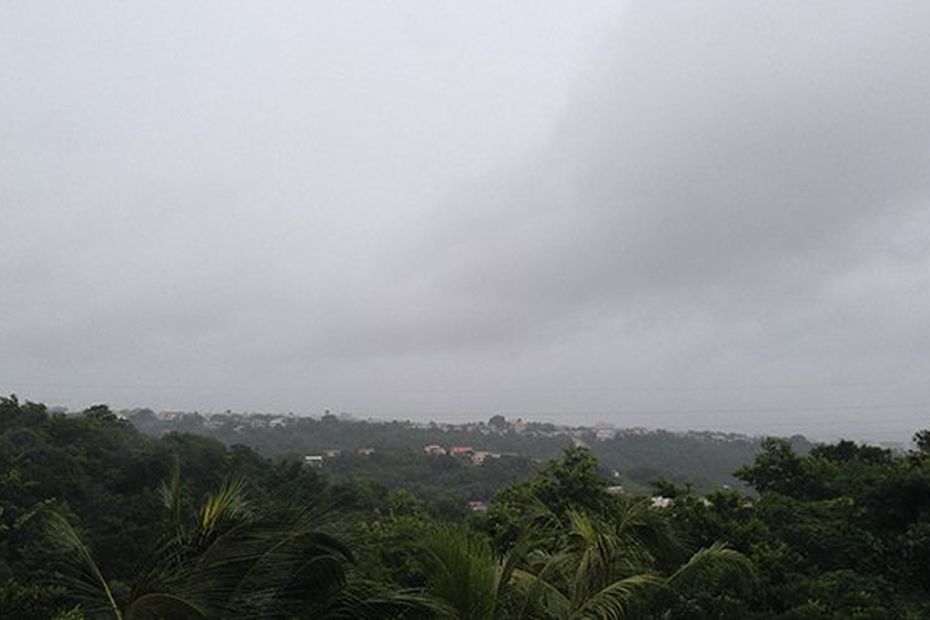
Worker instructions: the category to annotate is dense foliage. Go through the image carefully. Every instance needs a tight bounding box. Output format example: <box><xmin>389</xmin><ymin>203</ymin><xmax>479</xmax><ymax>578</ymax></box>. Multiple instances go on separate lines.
<box><xmin>127</xmin><ymin>410</ymin><xmax>811</xmax><ymax>494</ymax></box>
<box><xmin>2</xmin><ymin>395</ymin><xmax>928</xmax><ymax>618</ymax></box>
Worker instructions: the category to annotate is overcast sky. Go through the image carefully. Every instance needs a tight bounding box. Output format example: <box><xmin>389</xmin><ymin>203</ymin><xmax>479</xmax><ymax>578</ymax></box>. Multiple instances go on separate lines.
<box><xmin>3</xmin><ymin>1</ymin><xmax>930</xmax><ymax>441</ymax></box>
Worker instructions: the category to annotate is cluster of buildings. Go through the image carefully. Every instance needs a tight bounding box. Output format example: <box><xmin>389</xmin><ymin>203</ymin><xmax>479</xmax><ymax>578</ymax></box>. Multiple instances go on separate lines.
<box><xmin>135</xmin><ymin>409</ymin><xmax>762</xmax><ymax>448</ymax></box>
<box><xmin>410</xmin><ymin>418</ymin><xmax>655</xmax><ymax>444</ymax></box>
<box><xmin>422</xmin><ymin>444</ymin><xmax>516</xmax><ymax>465</ymax></box>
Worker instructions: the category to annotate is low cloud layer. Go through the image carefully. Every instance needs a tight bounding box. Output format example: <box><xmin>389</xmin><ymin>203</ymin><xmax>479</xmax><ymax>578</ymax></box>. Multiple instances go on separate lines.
<box><xmin>3</xmin><ymin>2</ymin><xmax>929</xmax><ymax>440</ymax></box>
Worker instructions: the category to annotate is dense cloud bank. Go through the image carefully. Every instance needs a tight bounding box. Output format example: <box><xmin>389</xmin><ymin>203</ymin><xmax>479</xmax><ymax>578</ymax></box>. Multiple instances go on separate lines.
<box><xmin>2</xmin><ymin>2</ymin><xmax>929</xmax><ymax>439</ymax></box>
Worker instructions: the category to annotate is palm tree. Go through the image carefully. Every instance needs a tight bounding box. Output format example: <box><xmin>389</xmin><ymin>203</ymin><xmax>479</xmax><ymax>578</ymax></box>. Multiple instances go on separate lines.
<box><xmin>510</xmin><ymin>505</ymin><xmax>753</xmax><ymax>619</ymax></box>
<box><xmin>417</xmin><ymin>501</ymin><xmax>752</xmax><ymax>620</ymax></box>
<box><xmin>418</xmin><ymin>525</ymin><xmax>526</xmax><ymax>620</ymax></box>
<box><xmin>43</xmin><ymin>462</ymin><xmax>426</xmax><ymax>619</ymax></box>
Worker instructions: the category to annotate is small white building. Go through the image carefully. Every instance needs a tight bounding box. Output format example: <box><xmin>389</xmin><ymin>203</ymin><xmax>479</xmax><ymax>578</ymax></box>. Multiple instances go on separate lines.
<box><xmin>471</xmin><ymin>451</ymin><xmax>501</xmax><ymax>465</ymax></box>
<box><xmin>468</xmin><ymin>500</ymin><xmax>489</xmax><ymax>513</ymax></box>
<box><xmin>303</xmin><ymin>455</ymin><xmax>324</xmax><ymax>469</ymax></box>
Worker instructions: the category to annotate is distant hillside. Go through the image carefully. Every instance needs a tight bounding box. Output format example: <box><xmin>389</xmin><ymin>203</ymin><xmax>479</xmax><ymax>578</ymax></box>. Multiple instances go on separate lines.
<box><xmin>125</xmin><ymin>410</ymin><xmax>813</xmax><ymax>494</ymax></box>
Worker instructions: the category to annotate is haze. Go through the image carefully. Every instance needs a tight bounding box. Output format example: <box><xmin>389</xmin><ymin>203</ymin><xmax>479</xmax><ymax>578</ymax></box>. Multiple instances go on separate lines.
<box><xmin>3</xmin><ymin>1</ymin><xmax>930</xmax><ymax>441</ymax></box>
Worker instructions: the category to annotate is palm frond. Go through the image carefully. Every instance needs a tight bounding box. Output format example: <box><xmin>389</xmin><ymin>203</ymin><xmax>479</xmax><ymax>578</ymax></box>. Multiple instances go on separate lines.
<box><xmin>224</xmin><ymin>524</ymin><xmax>352</xmax><ymax>616</ymax></box>
<box><xmin>495</xmin><ymin>529</ymin><xmax>532</xmax><ymax>604</ymax></box>
<box><xmin>157</xmin><ymin>455</ymin><xmax>184</xmax><ymax>541</ymax></box>
<box><xmin>134</xmin><ymin>477</ymin><xmax>354</xmax><ymax>618</ymax></box>
<box><xmin>510</xmin><ymin>566</ymin><xmax>573</xmax><ymax>619</ymax></box>
<box><xmin>566</xmin><ymin>511</ymin><xmax>627</xmax><ymax>603</ymax></box>
<box><xmin>124</xmin><ymin>592</ymin><xmax>206</xmax><ymax>619</ymax></box>
<box><xmin>666</xmin><ymin>541</ymin><xmax>754</xmax><ymax>593</ymax></box>
<box><xmin>569</xmin><ymin>573</ymin><xmax>664</xmax><ymax>620</ymax></box>
<box><xmin>315</xmin><ymin>581</ymin><xmax>445</xmax><ymax>620</ymax></box>
<box><xmin>42</xmin><ymin>510</ymin><xmax>123</xmax><ymax>620</ymax></box>
<box><xmin>420</xmin><ymin>525</ymin><xmax>501</xmax><ymax>619</ymax></box>
<box><xmin>612</xmin><ymin>499</ymin><xmax>682</xmax><ymax>569</ymax></box>
<box><xmin>198</xmin><ymin>475</ymin><xmax>252</xmax><ymax>535</ymax></box>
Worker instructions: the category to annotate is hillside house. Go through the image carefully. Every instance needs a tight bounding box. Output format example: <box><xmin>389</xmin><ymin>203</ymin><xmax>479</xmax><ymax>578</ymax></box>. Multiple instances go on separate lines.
<box><xmin>303</xmin><ymin>455</ymin><xmax>323</xmax><ymax>469</ymax></box>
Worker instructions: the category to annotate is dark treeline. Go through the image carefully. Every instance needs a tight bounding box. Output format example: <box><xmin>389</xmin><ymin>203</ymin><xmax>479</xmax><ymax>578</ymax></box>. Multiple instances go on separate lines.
<box><xmin>2</xmin><ymin>395</ymin><xmax>929</xmax><ymax>618</ymax></box>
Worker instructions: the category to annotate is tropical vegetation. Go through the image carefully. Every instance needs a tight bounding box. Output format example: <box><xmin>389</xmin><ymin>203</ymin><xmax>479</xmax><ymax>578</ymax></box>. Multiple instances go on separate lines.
<box><xmin>2</xmin><ymin>394</ymin><xmax>929</xmax><ymax>618</ymax></box>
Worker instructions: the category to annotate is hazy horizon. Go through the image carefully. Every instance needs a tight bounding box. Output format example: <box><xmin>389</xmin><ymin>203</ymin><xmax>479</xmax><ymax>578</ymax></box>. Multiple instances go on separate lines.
<box><xmin>4</xmin><ymin>2</ymin><xmax>930</xmax><ymax>443</ymax></box>
<box><xmin>15</xmin><ymin>394</ymin><xmax>923</xmax><ymax>445</ymax></box>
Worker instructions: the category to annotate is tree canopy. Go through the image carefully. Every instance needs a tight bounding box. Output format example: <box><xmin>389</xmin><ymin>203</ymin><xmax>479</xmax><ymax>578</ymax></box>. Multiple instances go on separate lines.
<box><xmin>2</xmin><ymin>395</ymin><xmax>929</xmax><ymax>618</ymax></box>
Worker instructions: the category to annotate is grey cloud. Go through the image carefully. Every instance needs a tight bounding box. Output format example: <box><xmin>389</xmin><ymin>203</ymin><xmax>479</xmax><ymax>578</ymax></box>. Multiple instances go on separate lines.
<box><xmin>347</xmin><ymin>1</ymin><xmax>930</xmax><ymax>357</ymax></box>
<box><xmin>3</xmin><ymin>2</ymin><xmax>930</xmax><ymax>440</ymax></box>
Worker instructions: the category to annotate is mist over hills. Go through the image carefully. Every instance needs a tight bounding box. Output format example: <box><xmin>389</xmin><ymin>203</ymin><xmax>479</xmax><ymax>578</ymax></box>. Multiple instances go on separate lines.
<box><xmin>121</xmin><ymin>408</ymin><xmax>820</xmax><ymax>494</ymax></box>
